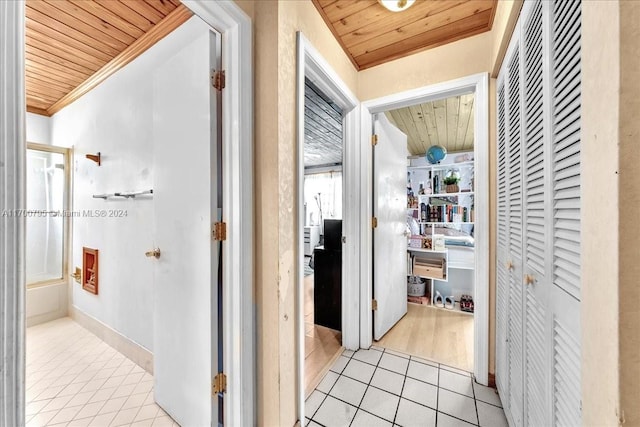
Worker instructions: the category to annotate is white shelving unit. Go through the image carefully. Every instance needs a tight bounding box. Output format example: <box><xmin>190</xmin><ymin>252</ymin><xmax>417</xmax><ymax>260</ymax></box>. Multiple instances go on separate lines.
<box><xmin>406</xmin><ymin>153</ymin><xmax>475</xmax><ymax>314</ymax></box>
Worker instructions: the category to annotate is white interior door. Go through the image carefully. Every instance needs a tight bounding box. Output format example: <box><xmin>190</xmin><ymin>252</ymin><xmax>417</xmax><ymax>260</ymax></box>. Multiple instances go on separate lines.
<box><xmin>152</xmin><ymin>21</ymin><xmax>218</xmax><ymax>427</ymax></box>
<box><xmin>373</xmin><ymin>114</ymin><xmax>408</xmax><ymax>340</ymax></box>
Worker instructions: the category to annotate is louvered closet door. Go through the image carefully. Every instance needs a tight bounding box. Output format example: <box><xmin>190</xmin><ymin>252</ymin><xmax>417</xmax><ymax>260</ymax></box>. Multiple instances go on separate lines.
<box><xmin>496</xmin><ymin>0</ymin><xmax>582</xmax><ymax>426</ymax></box>
<box><xmin>495</xmin><ymin>77</ymin><xmax>510</xmax><ymax>404</ymax></box>
<box><xmin>506</xmin><ymin>42</ymin><xmax>524</xmax><ymax>427</ymax></box>
<box><xmin>522</xmin><ymin>1</ymin><xmax>550</xmax><ymax>426</ymax></box>
<box><xmin>550</xmin><ymin>0</ymin><xmax>582</xmax><ymax>424</ymax></box>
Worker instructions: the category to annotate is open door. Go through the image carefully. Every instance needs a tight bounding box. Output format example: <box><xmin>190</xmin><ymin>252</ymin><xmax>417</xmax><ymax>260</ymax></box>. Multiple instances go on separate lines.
<box><xmin>373</xmin><ymin>114</ymin><xmax>408</xmax><ymax>340</ymax></box>
<box><xmin>151</xmin><ymin>21</ymin><xmax>219</xmax><ymax>426</ymax></box>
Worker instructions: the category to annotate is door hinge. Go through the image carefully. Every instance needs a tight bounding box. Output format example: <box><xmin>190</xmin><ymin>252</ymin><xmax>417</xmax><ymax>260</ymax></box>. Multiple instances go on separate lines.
<box><xmin>212</xmin><ymin>70</ymin><xmax>226</xmax><ymax>91</ymax></box>
<box><xmin>372</xmin><ymin>299</ymin><xmax>378</xmax><ymax>311</ymax></box>
<box><xmin>372</xmin><ymin>217</ymin><xmax>378</xmax><ymax>228</ymax></box>
<box><xmin>212</xmin><ymin>222</ymin><xmax>227</xmax><ymax>241</ymax></box>
<box><xmin>371</xmin><ymin>134</ymin><xmax>378</xmax><ymax>146</ymax></box>
<box><xmin>212</xmin><ymin>372</ymin><xmax>227</xmax><ymax>395</ymax></box>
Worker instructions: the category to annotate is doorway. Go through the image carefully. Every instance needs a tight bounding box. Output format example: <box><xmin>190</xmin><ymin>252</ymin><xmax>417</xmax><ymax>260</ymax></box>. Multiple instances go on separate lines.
<box><xmin>25</xmin><ymin>143</ymin><xmax>70</xmax><ymax>327</ymax></box>
<box><xmin>372</xmin><ymin>92</ymin><xmax>477</xmax><ymax>371</ymax></box>
<box><xmin>296</xmin><ymin>32</ymin><xmax>360</xmax><ymax>422</ymax></box>
<box><xmin>302</xmin><ymin>77</ymin><xmax>345</xmax><ymax>395</ymax></box>
<box><xmin>360</xmin><ymin>74</ymin><xmax>490</xmax><ymax>385</ymax></box>
<box><xmin>0</xmin><ymin>1</ymin><xmax>254</xmax><ymax>425</ymax></box>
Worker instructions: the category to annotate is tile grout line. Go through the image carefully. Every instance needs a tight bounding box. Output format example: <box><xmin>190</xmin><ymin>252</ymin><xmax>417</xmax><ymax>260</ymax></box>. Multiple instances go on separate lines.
<box><xmin>307</xmin><ymin>349</ymin><xmax>353</xmax><ymax>425</ymax></box>
<box><xmin>346</xmin><ymin>347</ymin><xmax>386</xmax><ymax>427</ymax></box>
<box><xmin>392</xmin><ymin>349</ymin><xmax>413</xmax><ymax>426</ymax></box>
<box><xmin>472</xmin><ymin>374</ymin><xmax>480</xmax><ymax>427</ymax></box>
<box><xmin>435</xmin><ymin>363</ymin><xmax>441</xmax><ymax>426</ymax></box>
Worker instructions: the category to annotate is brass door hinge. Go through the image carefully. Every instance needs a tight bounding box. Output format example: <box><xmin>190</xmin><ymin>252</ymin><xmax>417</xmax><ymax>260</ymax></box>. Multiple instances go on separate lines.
<box><xmin>371</xmin><ymin>134</ymin><xmax>378</xmax><ymax>146</ymax></box>
<box><xmin>372</xmin><ymin>217</ymin><xmax>378</xmax><ymax>228</ymax></box>
<box><xmin>212</xmin><ymin>372</ymin><xmax>227</xmax><ymax>395</ymax></box>
<box><xmin>212</xmin><ymin>70</ymin><xmax>226</xmax><ymax>91</ymax></box>
<box><xmin>372</xmin><ymin>299</ymin><xmax>378</xmax><ymax>311</ymax></box>
<box><xmin>212</xmin><ymin>222</ymin><xmax>227</xmax><ymax>241</ymax></box>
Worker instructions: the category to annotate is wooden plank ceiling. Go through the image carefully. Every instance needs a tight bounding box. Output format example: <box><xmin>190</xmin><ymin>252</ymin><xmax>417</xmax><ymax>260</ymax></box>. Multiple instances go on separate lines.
<box><xmin>385</xmin><ymin>93</ymin><xmax>474</xmax><ymax>155</ymax></box>
<box><xmin>304</xmin><ymin>79</ymin><xmax>343</xmax><ymax>168</ymax></box>
<box><xmin>311</xmin><ymin>0</ymin><xmax>498</xmax><ymax>70</ymax></box>
<box><xmin>25</xmin><ymin>0</ymin><xmax>192</xmax><ymax>116</ymax></box>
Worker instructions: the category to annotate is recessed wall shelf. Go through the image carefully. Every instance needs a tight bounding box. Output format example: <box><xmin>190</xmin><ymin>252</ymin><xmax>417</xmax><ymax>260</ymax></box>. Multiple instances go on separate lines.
<box><xmin>82</xmin><ymin>247</ymin><xmax>98</xmax><ymax>295</ymax></box>
<box><xmin>92</xmin><ymin>189</ymin><xmax>153</xmax><ymax>199</ymax></box>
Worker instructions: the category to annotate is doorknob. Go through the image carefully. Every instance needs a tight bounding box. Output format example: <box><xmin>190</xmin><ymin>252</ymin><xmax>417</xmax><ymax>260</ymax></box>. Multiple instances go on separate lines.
<box><xmin>524</xmin><ymin>274</ymin><xmax>535</xmax><ymax>285</ymax></box>
<box><xmin>505</xmin><ymin>261</ymin><xmax>514</xmax><ymax>271</ymax></box>
<box><xmin>145</xmin><ymin>248</ymin><xmax>161</xmax><ymax>259</ymax></box>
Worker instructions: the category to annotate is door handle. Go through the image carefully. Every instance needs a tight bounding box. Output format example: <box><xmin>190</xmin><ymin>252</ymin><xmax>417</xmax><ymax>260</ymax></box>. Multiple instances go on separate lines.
<box><xmin>505</xmin><ymin>261</ymin><xmax>514</xmax><ymax>271</ymax></box>
<box><xmin>145</xmin><ymin>248</ymin><xmax>161</xmax><ymax>259</ymax></box>
<box><xmin>524</xmin><ymin>274</ymin><xmax>535</xmax><ymax>285</ymax></box>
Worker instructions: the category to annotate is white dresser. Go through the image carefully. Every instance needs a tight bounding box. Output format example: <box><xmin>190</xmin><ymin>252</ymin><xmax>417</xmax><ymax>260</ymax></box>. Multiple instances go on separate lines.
<box><xmin>304</xmin><ymin>226</ymin><xmax>320</xmax><ymax>256</ymax></box>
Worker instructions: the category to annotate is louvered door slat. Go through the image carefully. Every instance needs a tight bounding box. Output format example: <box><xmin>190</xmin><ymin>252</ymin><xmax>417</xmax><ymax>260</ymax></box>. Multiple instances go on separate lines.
<box><xmin>496</xmin><ymin>78</ymin><xmax>510</xmax><ymax>401</ymax></box>
<box><xmin>553</xmin><ymin>320</ymin><xmax>581</xmax><ymax>426</ymax></box>
<box><xmin>552</xmin><ymin>0</ymin><xmax>581</xmax><ymax>303</ymax></box>
<box><xmin>508</xmin><ymin>47</ymin><xmax>523</xmax><ymax>264</ymax></box>
<box><xmin>551</xmin><ymin>0</ymin><xmax>582</xmax><ymax>425</ymax></box>
<box><xmin>524</xmin><ymin>0</ymin><xmax>545</xmax><ymax>279</ymax></box>
<box><xmin>508</xmin><ymin>268</ymin><xmax>523</xmax><ymax>424</ymax></box>
<box><xmin>526</xmin><ymin>291</ymin><xmax>546</xmax><ymax>426</ymax></box>
<box><xmin>522</xmin><ymin>2</ymin><xmax>549</xmax><ymax>426</ymax></box>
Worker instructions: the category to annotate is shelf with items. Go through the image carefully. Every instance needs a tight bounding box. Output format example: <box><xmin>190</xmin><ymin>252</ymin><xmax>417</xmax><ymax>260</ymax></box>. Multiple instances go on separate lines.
<box><xmin>418</xmin><ymin>191</ymin><xmax>474</xmax><ymax>198</ymax></box>
<box><xmin>416</xmin><ymin>221</ymin><xmax>474</xmax><ymax>225</ymax></box>
<box><xmin>407</xmin><ymin>248</ymin><xmax>448</xmax><ymax>282</ymax></box>
<box><xmin>406</xmin><ymin>276</ymin><xmax>474</xmax><ymax>315</ymax></box>
<box><xmin>407</xmin><ymin>154</ymin><xmax>475</xmax><ymax>199</ymax></box>
<box><xmin>408</xmin><ymin>160</ymin><xmax>474</xmax><ymax>171</ymax></box>
<box><xmin>407</xmin><ymin>247</ymin><xmax>447</xmax><ymax>254</ymax></box>
<box><xmin>412</xmin><ymin>203</ymin><xmax>474</xmax><ymax>224</ymax></box>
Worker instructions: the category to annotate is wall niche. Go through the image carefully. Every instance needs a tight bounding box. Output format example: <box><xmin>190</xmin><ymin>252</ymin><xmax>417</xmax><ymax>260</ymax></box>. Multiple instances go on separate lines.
<box><xmin>82</xmin><ymin>247</ymin><xmax>99</xmax><ymax>295</ymax></box>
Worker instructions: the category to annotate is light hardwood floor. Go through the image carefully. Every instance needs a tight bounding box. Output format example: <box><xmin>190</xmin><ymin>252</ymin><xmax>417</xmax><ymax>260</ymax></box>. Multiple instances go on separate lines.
<box><xmin>376</xmin><ymin>302</ymin><xmax>474</xmax><ymax>372</ymax></box>
<box><xmin>304</xmin><ymin>273</ymin><xmax>342</xmax><ymax>396</ymax></box>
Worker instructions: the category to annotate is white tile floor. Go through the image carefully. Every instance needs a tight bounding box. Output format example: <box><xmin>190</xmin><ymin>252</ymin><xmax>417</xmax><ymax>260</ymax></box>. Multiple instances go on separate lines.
<box><xmin>26</xmin><ymin>317</ymin><xmax>178</xmax><ymax>427</ymax></box>
<box><xmin>305</xmin><ymin>346</ymin><xmax>507</xmax><ymax>427</ymax></box>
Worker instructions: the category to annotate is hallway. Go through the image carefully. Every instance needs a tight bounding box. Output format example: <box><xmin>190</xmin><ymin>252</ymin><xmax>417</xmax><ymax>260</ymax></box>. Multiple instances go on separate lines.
<box><xmin>25</xmin><ymin>318</ymin><xmax>176</xmax><ymax>427</ymax></box>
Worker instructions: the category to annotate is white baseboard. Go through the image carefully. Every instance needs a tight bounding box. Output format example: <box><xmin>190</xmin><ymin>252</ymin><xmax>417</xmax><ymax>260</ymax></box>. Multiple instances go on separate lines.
<box><xmin>70</xmin><ymin>306</ymin><xmax>153</xmax><ymax>374</ymax></box>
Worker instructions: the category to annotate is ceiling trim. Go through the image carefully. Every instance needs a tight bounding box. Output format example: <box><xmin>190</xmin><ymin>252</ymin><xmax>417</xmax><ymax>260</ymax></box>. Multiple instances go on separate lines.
<box><xmin>26</xmin><ymin>105</ymin><xmax>49</xmax><ymax>116</ymax></box>
<box><xmin>41</xmin><ymin>4</ymin><xmax>192</xmax><ymax>117</ymax></box>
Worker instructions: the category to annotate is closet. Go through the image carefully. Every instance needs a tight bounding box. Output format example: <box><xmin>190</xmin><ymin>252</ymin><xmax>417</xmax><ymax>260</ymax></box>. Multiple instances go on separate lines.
<box><xmin>496</xmin><ymin>0</ymin><xmax>581</xmax><ymax>426</ymax></box>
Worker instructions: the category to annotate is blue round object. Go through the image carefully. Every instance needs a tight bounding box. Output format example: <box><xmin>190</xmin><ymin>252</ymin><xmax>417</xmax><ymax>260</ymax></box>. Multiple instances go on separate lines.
<box><xmin>426</xmin><ymin>145</ymin><xmax>447</xmax><ymax>164</ymax></box>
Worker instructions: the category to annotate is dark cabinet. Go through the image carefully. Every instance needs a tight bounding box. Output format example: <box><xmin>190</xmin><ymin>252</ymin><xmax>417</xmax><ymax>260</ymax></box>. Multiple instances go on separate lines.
<box><xmin>313</xmin><ymin>219</ymin><xmax>342</xmax><ymax>331</ymax></box>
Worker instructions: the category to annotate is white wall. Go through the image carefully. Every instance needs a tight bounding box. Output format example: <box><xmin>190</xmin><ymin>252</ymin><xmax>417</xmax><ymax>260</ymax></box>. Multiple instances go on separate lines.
<box><xmin>48</xmin><ymin>17</ymin><xmax>210</xmax><ymax>351</ymax></box>
<box><xmin>26</xmin><ymin>112</ymin><xmax>51</xmax><ymax>145</ymax></box>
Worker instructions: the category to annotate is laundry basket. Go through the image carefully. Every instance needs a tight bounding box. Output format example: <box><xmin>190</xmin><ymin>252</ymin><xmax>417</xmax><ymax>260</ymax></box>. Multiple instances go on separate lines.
<box><xmin>407</xmin><ymin>276</ymin><xmax>427</xmax><ymax>297</ymax></box>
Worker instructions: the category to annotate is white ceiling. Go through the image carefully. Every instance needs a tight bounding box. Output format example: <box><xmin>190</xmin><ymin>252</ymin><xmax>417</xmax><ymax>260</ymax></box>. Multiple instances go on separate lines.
<box><xmin>304</xmin><ymin>79</ymin><xmax>343</xmax><ymax>168</ymax></box>
<box><xmin>385</xmin><ymin>93</ymin><xmax>475</xmax><ymax>156</ymax></box>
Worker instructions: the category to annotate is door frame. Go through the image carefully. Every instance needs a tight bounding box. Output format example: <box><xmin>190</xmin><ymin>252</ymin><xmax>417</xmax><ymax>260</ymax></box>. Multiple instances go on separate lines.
<box><xmin>296</xmin><ymin>32</ymin><xmax>360</xmax><ymax>422</ymax></box>
<box><xmin>359</xmin><ymin>73</ymin><xmax>490</xmax><ymax>385</ymax></box>
<box><xmin>181</xmin><ymin>2</ymin><xmax>254</xmax><ymax>425</ymax></box>
<box><xmin>0</xmin><ymin>1</ymin><xmax>255</xmax><ymax>425</ymax></box>
<box><xmin>25</xmin><ymin>142</ymin><xmax>72</xmax><ymax>290</ymax></box>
